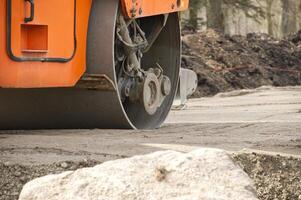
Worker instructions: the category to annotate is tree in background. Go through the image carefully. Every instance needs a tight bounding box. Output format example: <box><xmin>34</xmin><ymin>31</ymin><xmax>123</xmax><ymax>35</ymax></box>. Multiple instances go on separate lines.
<box><xmin>187</xmin><ymin>0</ymin><xmax>264</xmax><ymax>31</ymax></box>
<box><xmin>186</xmin><ymin>0</ymin><xmax>300</xmax><ymax>37</ymax></box>
<box><xmin>187</xmin><ymin>0</ymin><xmax>205</xmax><ymax>29</ymax></box>
<box><xmin>266</xmin><ymin>0</ymin><xmax>275</xmax><ymax>35</ymax></box>
<box><xmin>281</xmin><ymin>0</ymin><xmax>300</xmax><ymax>35</ymax></box>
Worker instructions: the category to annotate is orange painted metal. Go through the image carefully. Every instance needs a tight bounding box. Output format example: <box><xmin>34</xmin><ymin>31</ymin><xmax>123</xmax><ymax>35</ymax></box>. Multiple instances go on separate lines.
<box><xmin>121</xmin><ymin>0</ymin><xmax>189</xmax><ymax>18</ymax></box>
<box><xmin>11</xmin><ymin>0</ymin><xmax>75</xmax><ymax>58</ymax></box>
<box><xmin>0</xmin><ymin>0</ymin><xmax>189</xmax><ymax>88</ymax></box>
<box><xmin>0</xmin><ymin>0</ymin><xmax>92</xmax><ymax>88</ymax></box>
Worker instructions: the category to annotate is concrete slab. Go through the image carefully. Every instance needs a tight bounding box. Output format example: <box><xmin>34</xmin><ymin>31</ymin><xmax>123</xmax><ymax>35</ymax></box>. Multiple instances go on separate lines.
<box><xmin>167</xmin><ymin>86</ymin><xmax>301</xmax><ymax>123</ymax></box>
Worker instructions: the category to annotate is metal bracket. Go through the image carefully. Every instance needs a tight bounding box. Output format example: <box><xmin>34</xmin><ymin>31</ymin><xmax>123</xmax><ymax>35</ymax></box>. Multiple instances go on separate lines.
<box><xmin>24</xmin><ymin>0</ymin><xmax>34</xmax><ymax>23</ymax></box>
<box><xmin>76</xmin><ymin>74</ymin><xmax>116</xmax><ymax>91</ymax></box>
<box><xmin>173</xmin><ymin>68</ymin><xmax>198</xmax><ymax>109</ymax></box>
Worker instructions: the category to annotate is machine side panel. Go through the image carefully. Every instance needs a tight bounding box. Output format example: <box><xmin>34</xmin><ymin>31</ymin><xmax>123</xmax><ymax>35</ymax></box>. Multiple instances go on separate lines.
<box><xmin>0</xmin><ymin>0</ymin><xmax>92</xmax><ymax>88</ymax></box>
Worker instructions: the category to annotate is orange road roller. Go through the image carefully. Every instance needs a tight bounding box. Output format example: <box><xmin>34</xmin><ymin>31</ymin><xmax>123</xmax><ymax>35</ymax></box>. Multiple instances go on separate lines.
<box><xmin>0</xmin><ymin>0</ymin><xmax>189</xmax><ymax>129</ymax></box>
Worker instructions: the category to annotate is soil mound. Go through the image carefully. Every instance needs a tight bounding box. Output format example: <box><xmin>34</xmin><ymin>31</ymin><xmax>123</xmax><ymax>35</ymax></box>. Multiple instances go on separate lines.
<box><xmin>182</xmin><ymin>29</ymin><xmax>301</xmax><ymax>97</ymax></box>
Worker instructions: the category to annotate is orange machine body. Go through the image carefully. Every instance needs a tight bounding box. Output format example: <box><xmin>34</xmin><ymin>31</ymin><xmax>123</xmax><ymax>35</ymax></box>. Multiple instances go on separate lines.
<box><xmin>121</xmin><ymin>0</ymin><xmax>189</xmax><ymax>18</ymax></box>
<box><xmin>0</xmin><ymin>0</ymin><xmax>189</xmax><ymax>88</ymax></box>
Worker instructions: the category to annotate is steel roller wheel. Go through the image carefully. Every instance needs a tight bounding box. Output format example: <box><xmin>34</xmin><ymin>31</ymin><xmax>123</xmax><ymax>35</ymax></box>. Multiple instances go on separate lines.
<box><xmin>0</xmin><ymin>0</ymin><xmax>181</xmax><ymax>129</ymax></box>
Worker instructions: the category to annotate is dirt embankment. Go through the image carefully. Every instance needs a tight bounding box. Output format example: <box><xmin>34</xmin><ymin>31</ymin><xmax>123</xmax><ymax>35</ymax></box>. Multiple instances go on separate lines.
<box><xmin>182</xmin><ymin>29</ymin><xmax>301</xmax><ymax>97</ymax></box>
<box><xmin>1</xmin><ymin>153</ymin><xmax>300</xmax><ymax>200</ymax></box>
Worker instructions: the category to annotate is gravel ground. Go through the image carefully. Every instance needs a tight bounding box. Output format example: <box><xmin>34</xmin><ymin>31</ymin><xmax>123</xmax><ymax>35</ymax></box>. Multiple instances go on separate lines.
<box><xmin>233</xmin><ymin>153</ymin><xmax>301</xmax><ymax>200</ymax></box>
<box><xmin>0</xmin><ymin>160</ymin><xmax>101</xmax><ymax>200</ymax></box>
<box><xmin>1</xmin><ymin>153</ymin><xmax>300</xmax><ymax>200</ymax></box>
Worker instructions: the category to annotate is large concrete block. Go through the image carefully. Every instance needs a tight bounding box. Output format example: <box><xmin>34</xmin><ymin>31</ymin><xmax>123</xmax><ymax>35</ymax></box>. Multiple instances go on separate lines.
<box><xmin>19</xmin><ymin>148</ymin><xmax>258</xmax><ymax>200</ymax></box>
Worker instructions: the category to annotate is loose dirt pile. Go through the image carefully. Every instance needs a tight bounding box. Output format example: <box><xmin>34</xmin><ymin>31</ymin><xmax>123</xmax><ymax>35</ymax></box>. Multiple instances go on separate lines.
<box><xmin>182</xmin><ymin>29</ymin><xmax>301</xmax><ymax>97</ymax></box>
<box><xmin>1</xmin><ymin>153</ymin><xmax>300</xmax><ymax>200</ymax></box>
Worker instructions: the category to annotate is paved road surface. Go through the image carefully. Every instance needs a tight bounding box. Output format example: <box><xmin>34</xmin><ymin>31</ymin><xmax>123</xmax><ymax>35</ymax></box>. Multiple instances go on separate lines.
<box><xmin>1</xmin><ymin>86</ymin><xmax>300</xmax><ymax>165</ymax></box>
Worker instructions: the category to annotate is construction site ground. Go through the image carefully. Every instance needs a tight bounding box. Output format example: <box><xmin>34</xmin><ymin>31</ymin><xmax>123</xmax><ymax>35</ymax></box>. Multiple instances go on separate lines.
<box><xmin>1</xmin><ymin>86</ymin><xmax>301</xmax><ymax>200</ymax></box>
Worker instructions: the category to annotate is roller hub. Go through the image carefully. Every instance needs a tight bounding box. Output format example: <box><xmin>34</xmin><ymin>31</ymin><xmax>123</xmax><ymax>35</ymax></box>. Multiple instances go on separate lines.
<box><xmin>141</xmin><ymin>72</ymin><xmax>160</xmax><ymax>115</ymax></box>
<box><xmin>115</xmin><ymin>12</ymin><xmax>173</xmax><ymax>115</ymax></box>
